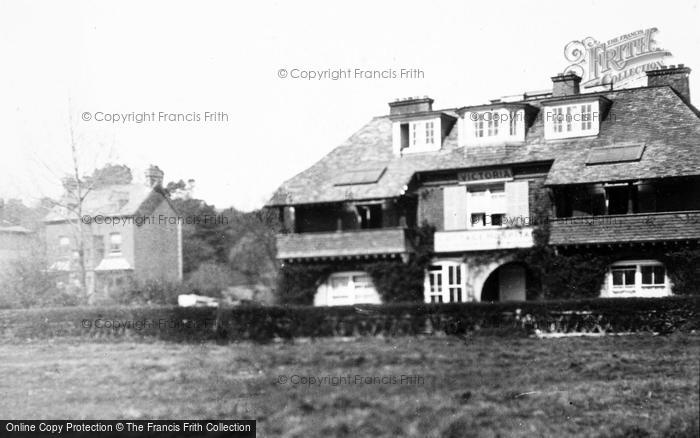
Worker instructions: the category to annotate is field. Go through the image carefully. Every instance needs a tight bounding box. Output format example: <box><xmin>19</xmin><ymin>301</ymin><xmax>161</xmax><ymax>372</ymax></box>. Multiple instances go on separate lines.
<box><xmin>0</xmin><ymin>334</ymin><xmax>698</xmax><ymax>437</ymax></box>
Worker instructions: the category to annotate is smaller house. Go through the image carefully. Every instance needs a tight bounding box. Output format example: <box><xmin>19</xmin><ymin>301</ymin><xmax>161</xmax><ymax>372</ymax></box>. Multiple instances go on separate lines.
<box><xmin>43</xmin><ymin>165</ymin><xmax>183</xmax><ymax>297</ymax></box>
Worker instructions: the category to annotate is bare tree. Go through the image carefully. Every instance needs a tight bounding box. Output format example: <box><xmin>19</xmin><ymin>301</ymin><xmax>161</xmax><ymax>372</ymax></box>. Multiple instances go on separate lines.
<box><xmin>32</xmin><ymin>111</ymin><xmax>117</xmax><ymax>299</ymax></box>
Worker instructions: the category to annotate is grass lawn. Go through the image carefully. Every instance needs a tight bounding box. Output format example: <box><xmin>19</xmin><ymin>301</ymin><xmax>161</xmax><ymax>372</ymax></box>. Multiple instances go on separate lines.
<box><xmin>0</xmin><ymin>334</ymin><xmax>698</xmax><ymax>437</ymax></box>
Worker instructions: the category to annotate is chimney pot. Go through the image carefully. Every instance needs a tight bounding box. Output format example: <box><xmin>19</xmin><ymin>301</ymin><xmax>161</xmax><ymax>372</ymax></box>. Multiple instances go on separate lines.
<box><xmin>144</xmin><ymin>165</ymin><xmax>164</xmax><ymax>188</ymax></box>
<box><xmin>388</xmin><ymin>96</ymin><xmax>434</xmax><ymax>116</ymax></box>
<box><xmin>646</xmin><ymin>65</ymin><xmax>692</xmax><ymax>103</ymax></box>
<box><xmin>551</xmin><ymin>73</ymin><xmax>581</xmax><ymax>97</ymax></box>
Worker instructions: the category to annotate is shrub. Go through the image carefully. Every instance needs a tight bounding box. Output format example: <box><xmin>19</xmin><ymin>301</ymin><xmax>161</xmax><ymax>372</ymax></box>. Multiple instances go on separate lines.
<box><xmin>184</xmin><ymin>262</ymin><xmax>236</xmax><ymax>297</ymax></box>
<box><xmin>366</xmin><ymin>261</ymin><xmax>425</xmax><ymax>303</ymax></box>
<box><xmin>662</xmin><ymin>248</ymin><xmax>700</xmax><ymax>296</ymax></box>
<box><xmin>276</xmin><ymin>263</ymin><xmax>334</xmax><ymax>305</ymax></box>
<box><xmin>516</xmin><ymin>246</ymin><xmax>611</xmax><ymax>300</ymax></box>
<box><xmin>0</xmin><ymin>252</ymin><xmax>80</xmax><ymax>309</ymax></box>
<box><xmin>1</xmin><ymin>296</ymin><xmax>697</xmax><ymax>343</ymax></box>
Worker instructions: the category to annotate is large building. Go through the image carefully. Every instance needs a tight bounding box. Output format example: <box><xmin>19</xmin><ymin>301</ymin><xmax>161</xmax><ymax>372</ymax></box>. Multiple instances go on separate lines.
<box><xmin>268</xmin><ymin>65</ymin><xmax>700</xmax><ymax>306</ymax></box>
<box><xmin>44</xmin><ymin>165</ymin><xmax>183</xmax><ymax>297</ymax></box>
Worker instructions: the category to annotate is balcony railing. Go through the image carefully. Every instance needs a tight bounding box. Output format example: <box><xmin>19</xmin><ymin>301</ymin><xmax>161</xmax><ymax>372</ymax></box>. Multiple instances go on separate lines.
<box><xmin>434</xmin><ymin>227</ymin><xmax>534</xmax><ymax>252</ymax></box>
<box><xmin>549</xmin><ymin>211</ymin><xmax>700</xmax><ymax>246</ymax></box>
<box><xmin>276</xmin><ymin>227</ymin><xmax>414</xmax><ymax>261</ymax></box>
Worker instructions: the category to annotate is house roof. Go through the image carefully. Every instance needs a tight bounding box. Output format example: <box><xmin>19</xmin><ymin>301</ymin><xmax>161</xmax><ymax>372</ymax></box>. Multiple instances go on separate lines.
<box><xmin>44</xmin><ymin>183</ymin><xmax>171</xmax><ymax>223</ymax></box>
<box><xmin>549</xmin><ymin>211</ymin><xmax>700</xmax><ymax>245</ymax></box>
<box><xmin>267</xmin><ymin>85</ymin><xmax>700</xmax><ymax>206</ymax></box>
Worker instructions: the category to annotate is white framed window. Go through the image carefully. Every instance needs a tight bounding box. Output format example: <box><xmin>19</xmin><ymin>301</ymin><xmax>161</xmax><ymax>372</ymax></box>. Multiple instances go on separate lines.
<box><xmin>315</xmin><ymin>271</ymin><xmax>381</xmax><ymax>306</ymax></box>
<box><xmin>544</xmin><ymin>101</ymin><xmax>600</xmax><ymax>139</ymax></box>
<box><xmin>466</xmin><ymin>184</ymin><xmax>506</xmax><ymax>228</ymax></box>
<box><xmin>425</xmin><ymin>261</ymin><xmax>467</xmax><ymax>303</ymax></box>
<box><xmin>604</xmin><ymin>260</ymin><xmax>671</xmax><ymax>297</ymax></box>
<box><xmin>425</xmin><ymin>121</ymin><xmax>435</xmax><ymax>144</ymax></box>
<box><xmin>611</xmin><ymin>265</ymin><xmax>636</xmax><ymax>293</ymax></box>
<box><xmin>473</xmin><ymin>112</ymin><xmax>500</xmax><ymax>138</ymax></box>
<box><xmin>109</xmin><ymin>232</ymin><xmax>122</xmax><ymax>254</ymax></box>
<box><xmin>463</xmin><ymin>109</ymin><xmax>525</xmax><ymax>145</ymax></box>
<box><xmin>393</xmin><ymin>118</ymin><xmax>442</xmax><ymax>154</ymax></box>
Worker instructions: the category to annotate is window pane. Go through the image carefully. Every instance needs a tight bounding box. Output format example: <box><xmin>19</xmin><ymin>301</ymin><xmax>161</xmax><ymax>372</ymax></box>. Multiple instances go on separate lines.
<box><xmin>331</xmin><ymin>276</ymin><xmax>349</xmax><ymax>288</ymax></box>
<box><xmin>641</xmin><ymin>266</ymin><xmax>653</xmax><ymax>285</ymax></box>
<box><xmin>489</xmin><ymin>184</ymin><xmax>505</xmax><ymax>194</ymax></box>
<box><xmin>471</xmin><ymin>213</ymin><xmax>485</xmax><ymax>226</ymax></box>
<box><xmin>612</xmin><ymin>270</ymin><xmax>624</xmax><ymax>286</ymax></box>
<box><xmin>490</xmin><ymin>214</ymin><xmax>504</xmax><ymax>226</ymax></box>
<box><xmin>353</xmin><ymin>275</ymin><xmax>372</xmax><ymax>288</ymax></box>
<box><xmin>653</xmin><ymin>266</ymin><xmax>665</xmax><ymax>284</ymax></box>
<box><xmin>612</xmin><ymin>266</ymin><xmax>635</xmax><ymax>286</ymax></box>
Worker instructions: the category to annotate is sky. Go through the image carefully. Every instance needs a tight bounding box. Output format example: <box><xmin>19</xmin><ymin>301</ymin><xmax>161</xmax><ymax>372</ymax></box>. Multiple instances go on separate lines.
<box><xmin>1</xmin><ymin>0</ymin><xmax>699</xmax><ymax>211</ymax></box>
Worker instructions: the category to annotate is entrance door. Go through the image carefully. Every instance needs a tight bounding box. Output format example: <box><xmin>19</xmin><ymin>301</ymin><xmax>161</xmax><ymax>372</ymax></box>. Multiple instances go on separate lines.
<box><xmin>426</xmin><ymin>262</ymin><xmax>467</xmax><ymax>303</ymax></box>
<box><xmin>498</xmin><ymin>265</ymin><xmax>526</xmax><ymax>301</ymax></box>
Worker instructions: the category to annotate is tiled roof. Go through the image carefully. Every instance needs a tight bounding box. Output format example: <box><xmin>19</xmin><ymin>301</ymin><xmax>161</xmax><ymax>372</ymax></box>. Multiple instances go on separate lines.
<box><xmin>276</xmin><ymin>228</ymin><xmax>412</xmax><ymax>259</ymax></box>
<box><xmin>549</xmin><ymin>211</ymin><xmax>700</xmax><ymax>245</ymax></box>
<box><xmin>545</xmin><ymin>87</ymin><xmax>700</xmax><ymax>185</ymax></box>
<box><xmin>44</xmin><ymin>184</ymin><xmax>169</xmax><ymax>222</ymax></box>
<box><xmin>267</xmin><ymin>86</ymin><xmax>700</xmax><ymax>206</ymax></box>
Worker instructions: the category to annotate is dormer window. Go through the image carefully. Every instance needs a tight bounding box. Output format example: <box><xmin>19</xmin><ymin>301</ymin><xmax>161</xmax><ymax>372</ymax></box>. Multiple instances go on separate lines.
<box><xmin>543</xmin><ymin>98</ymin><xmax>607</xmax><ymax>140</ymax></box>
<box><xmin>389</xmin><ymin>96</ymin><xmax>456</xmax><ymax>155</ymax></box>
<box><xmin>392</xmin><ymin>116</ymin><xmax>452</xmax><ymax>154</ymax></box>
<box><xmin>460</xmin><ymin>107</ymin><xmax>527</xmax><ymax>146</ymax></box>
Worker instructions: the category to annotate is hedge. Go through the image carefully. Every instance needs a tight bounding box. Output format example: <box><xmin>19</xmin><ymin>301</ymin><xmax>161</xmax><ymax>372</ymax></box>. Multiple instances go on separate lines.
<box><xmin>0</xmin><ymin>296</ymin><xmax>698</xmax><ymax>343</ymax></box>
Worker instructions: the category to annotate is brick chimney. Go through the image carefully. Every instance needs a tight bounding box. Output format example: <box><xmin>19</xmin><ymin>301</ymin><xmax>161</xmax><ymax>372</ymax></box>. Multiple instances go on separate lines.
<box><xmin>144</xmin><ymin>165</ymin><xmax>164</xmax><ymax>188</ymax></box>
<box><xmin>551</xmin><ymin>73</ymin><xmax>581</xmax><ymax>97</ymax></box>
<box><xmin>389</xmin><ymin>96</ymin><xmax>433</xmax><ymax>116</ymax></box>
<box><xmin>646</xmin><ymin>64</ymin><xmax>692</xmax><ymax>103</ymax></box>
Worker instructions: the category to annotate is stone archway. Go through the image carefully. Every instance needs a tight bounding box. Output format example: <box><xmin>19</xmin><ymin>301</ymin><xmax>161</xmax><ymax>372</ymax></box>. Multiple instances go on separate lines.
<box><xmin>479</xmin><ymin>261</ymin><xmax>528</xmax><ymax>302</ymax></box>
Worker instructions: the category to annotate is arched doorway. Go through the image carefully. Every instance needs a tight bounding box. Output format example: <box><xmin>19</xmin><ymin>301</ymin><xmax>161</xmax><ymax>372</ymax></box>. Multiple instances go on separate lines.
<box><xmin>480</xmin><ymin>262</ymin><xmax>528</xmax><ymax>302</ymax></box>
